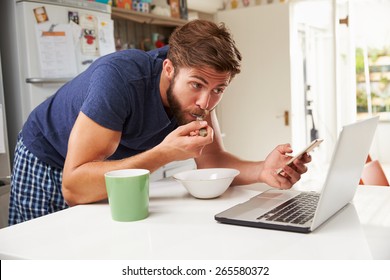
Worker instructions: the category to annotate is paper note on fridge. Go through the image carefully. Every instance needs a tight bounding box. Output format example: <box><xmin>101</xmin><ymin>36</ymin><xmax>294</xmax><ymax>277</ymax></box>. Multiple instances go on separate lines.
<box><xmin>98</xmin><ymin>17</ymin><xmax>115</xmax><ymax>56</ymax></box>
<box><xmin>35</xmin><ymin>22</ymin><xmax>77</xmax><ymax>78</ymax></box>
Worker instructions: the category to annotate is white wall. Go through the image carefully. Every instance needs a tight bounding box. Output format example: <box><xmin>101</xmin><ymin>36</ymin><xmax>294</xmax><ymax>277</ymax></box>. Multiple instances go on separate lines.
<box><xmin>187</xmin><ymin>0</ymin><xmax>224</xmax><ymax>13</ymax></box>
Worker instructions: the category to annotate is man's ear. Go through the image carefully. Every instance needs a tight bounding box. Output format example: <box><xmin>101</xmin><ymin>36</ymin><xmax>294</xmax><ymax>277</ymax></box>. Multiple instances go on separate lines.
<box><xmin>163</xmin><ymin>59</ymin><xmax>175</xmax><ymax>80</ymax></box>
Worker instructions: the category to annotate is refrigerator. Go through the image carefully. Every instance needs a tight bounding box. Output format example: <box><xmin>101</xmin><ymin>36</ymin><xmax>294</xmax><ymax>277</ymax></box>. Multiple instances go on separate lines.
<box><xmin>0</xmin><ymin>0</ymin><xmax>115</xmax><ymax>159</ymax></box>
<box><xmin>0</xmin><ymin>52</ymin><xmax>12</xmax><ymax>229</ymax></box>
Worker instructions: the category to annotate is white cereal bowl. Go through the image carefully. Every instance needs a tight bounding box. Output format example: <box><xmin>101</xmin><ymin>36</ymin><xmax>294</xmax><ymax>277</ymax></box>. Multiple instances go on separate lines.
<box><xmin>173</xmin><ymin>168</ymin><xmax>240</xmax><ymax>199</ymax></box>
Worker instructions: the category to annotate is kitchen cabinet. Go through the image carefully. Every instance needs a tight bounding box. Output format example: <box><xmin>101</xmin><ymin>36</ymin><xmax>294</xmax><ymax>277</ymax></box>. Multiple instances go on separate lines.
<box><xmin>112</xmin><ymin>7</ymin><xmax>187</xmax><ymax>26</ymax></box>
<box><xmin>111</xmin><ymin>7</ymin><xmax>187</xmax><ymax>50</ymax></box>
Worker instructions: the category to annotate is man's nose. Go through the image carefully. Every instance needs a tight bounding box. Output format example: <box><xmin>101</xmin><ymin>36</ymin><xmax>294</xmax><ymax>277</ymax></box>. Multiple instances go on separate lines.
<box><xmin>196</xmin><ymin>91</ymin><xmax>211</xmax><ymax>110</ymax></box>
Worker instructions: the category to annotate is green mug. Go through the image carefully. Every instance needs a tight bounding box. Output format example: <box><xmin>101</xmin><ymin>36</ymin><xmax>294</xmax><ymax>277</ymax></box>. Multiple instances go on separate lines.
<box><xmin>105</xmin><ymin>169</ymin><xmax>150</xmax><ymax>222</ymax></box>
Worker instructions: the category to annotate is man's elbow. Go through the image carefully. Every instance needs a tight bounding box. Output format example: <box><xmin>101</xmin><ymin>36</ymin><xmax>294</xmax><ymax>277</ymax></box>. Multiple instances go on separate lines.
<box><xmin>62</xmin><ymin>182</ymin><xmax>80</xmax><ymax>207</ymax></box>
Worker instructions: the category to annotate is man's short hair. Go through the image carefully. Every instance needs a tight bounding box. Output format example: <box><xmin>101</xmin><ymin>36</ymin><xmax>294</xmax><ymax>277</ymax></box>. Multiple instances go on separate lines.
<box><xmin>168</xmin><ymin>19</ymin><xmax>241</xmax><ymax>81</ymax></box>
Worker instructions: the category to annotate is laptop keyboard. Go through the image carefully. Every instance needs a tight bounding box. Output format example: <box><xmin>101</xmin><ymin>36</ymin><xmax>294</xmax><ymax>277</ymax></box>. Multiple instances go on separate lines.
<box><xmin>257</xmin><ymin>192</ymin><xmax>320</xmax><ymax>225</ymax></box>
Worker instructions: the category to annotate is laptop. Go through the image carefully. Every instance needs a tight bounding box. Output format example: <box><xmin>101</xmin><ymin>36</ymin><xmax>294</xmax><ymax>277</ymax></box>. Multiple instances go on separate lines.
<box><xmin>215</xmin><ymin>116</ymin><xmax>379</xmax><ymax>233</ymax></box>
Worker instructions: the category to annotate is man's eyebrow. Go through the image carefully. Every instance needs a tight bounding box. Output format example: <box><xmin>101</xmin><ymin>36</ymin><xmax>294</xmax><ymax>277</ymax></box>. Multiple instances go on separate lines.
<box><xmin>191</xmin><ymin>75</ymin><xmax>209</xmax><ymax>84</ymax></box>
<box><xmin>190</xmin><ymin>75</ymin><xmax>228</xmax><ymax>87</ymax></box>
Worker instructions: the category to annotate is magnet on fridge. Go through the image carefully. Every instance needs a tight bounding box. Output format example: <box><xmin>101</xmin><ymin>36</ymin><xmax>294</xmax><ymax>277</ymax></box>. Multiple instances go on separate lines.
<box><xmin>33</xmin><ymin>6</ymin><xmax>49</xmax><ymax>24</ymax></box>
<box><xmin>80</xmin><ymin>14</ymin><xmax>99</xmax><ymax>56</ymax></box>
<box><xmin>68</xmin><ymin>11</ymin><xmax>79</xmax><ymax>24</ymax></box>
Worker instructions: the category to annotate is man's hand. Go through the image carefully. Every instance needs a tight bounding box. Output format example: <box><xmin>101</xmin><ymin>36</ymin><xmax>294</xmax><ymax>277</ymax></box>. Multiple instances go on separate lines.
<box><xmin>159</xmin><ymin>120</ymin><xmax>214</xmax><ymax>161</ymax></box>
<box><xmin>259</xmin><ymin>144</ymin><xmax>311</xmax><ymax>189</ymax></box>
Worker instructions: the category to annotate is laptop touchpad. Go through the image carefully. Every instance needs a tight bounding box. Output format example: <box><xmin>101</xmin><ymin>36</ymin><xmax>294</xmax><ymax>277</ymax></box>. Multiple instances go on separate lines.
<box><xmin>217</xmin><ymin>191</ymin><xmax>298</xmax><ymax>220</ymax></box>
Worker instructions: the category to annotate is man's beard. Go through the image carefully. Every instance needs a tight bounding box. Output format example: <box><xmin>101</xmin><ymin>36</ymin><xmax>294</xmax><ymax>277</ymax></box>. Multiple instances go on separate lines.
<box><xmin>166</xmin><ymin>79</ymin><xmax>187</xmax><ymax>125</ymax></box>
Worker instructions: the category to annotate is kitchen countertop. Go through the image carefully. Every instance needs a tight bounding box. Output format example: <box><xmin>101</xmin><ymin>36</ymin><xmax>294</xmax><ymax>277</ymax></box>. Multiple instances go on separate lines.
<box><xmin>0</xmin><ymin>179</ymin><xmax>389</xmax><ymax>260</ymax></box>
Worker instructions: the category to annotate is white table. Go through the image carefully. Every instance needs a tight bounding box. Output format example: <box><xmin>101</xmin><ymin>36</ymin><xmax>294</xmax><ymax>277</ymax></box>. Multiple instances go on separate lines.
<box><xmin>0</xmin><ymin>179</ymin><xmax>389</xmax><ymax>260</ymax></box>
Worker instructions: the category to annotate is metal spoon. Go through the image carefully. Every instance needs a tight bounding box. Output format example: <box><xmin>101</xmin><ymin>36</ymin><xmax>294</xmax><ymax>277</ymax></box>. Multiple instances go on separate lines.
<box><xmin>196</xmin><ymin>116</ymin><xmax>208</xmax><ymax>137</ymax></box>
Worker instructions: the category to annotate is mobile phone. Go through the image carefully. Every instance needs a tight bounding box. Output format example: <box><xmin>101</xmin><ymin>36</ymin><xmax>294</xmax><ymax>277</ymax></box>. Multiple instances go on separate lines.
<box><xmin>276</xmin><ymin>139</ymin><xmax>324</xmax><ymax>175</ymax></box>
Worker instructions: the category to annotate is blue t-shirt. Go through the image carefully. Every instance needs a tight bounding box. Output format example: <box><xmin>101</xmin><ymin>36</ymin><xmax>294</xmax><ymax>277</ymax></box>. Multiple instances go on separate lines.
<box><xmin>22</xmin><ymin>46</ymin><xmax>177</xmax><ymax>169</ymax></box>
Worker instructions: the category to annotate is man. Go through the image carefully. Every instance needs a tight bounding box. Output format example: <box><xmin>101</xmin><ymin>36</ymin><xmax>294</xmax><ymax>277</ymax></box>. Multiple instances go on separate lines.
<box><xmin>9</xmin><ymin>20</ymin><xmax>310</xmax><ymax>225</ymax></box>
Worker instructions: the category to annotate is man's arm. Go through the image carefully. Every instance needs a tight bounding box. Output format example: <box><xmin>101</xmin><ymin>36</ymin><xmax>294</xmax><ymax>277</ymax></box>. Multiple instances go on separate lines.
<box><xmin>62</xmin><ymin>112</ymin><xmax>213</xmax><ymax>206</ymax></box>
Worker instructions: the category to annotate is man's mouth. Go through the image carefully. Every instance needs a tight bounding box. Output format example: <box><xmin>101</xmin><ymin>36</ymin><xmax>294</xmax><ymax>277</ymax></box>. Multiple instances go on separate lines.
<box><xmin>191</xmin><ymin>113</ymin><xmax>204</xmax><ymax>120</ymax></box>
<box><xmin>191</xmin><ymin>110</ymin><xmax>209</xmax><ymax>120</ymax></box>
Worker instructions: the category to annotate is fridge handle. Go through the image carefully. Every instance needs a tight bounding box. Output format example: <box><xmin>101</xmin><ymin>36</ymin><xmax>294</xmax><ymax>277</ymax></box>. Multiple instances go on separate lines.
<box><xmin>26</xmin><ymin>78</ymin><xmax>72</xmax><ymax>84</ymax></box>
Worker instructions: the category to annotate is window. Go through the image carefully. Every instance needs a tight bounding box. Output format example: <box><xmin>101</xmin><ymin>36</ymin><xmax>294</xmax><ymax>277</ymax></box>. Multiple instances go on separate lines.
<box><xmin>354</xmin><ymin>0</ymin><xmax>390</xmax><ymax>121</ymax></box>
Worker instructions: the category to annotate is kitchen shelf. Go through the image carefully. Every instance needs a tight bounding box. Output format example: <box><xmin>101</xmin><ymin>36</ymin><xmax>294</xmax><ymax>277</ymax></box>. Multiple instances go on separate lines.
<box><xmin>111</xmin><ymin>7</ymin><xmax>188</xmax><ymax>27</ymax></box>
